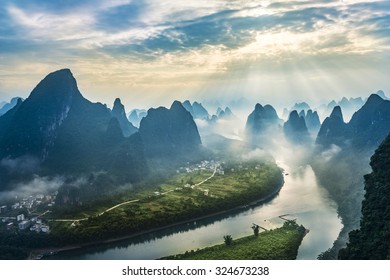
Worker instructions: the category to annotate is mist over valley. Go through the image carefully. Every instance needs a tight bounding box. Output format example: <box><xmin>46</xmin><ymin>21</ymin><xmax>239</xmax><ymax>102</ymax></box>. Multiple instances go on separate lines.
<box><xmin>1</xmin><ymin>0</ymin><xmax>390</xmax><ymax>265</ymax></box>
<box><xmin>0</xmin><ymin>69</ymin><xmax>389</xmax><ymax>260</ymax></box>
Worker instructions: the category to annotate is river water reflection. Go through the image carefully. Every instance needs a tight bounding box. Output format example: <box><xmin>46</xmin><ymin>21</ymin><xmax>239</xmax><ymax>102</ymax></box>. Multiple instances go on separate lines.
<box><xmin>49</xmin><ymin>161</ymin><xmax>342</xmax><ymax>260</ymax></box>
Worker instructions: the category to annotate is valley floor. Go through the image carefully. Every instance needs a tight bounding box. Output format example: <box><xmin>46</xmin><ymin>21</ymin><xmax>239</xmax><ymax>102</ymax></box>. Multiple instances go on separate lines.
<box><xmin>1</xmin><ymin>159</ymin><xmax>286</xmax><ymax>260</ymax></box>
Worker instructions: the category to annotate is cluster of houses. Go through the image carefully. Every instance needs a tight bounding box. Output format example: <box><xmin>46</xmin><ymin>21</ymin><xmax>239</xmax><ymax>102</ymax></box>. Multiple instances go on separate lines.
<box><xmin>1</xmin><ymin>213</ymin><xmax>51</xmax><ymax>234</ymax></box>
<box><xmin>182</xmin><ymin>160</ymin><xmax>224</xmax><ymax>198</ymax></box>
<box><xmin>8</xmin><ymin>193</ymin><xmax>57</xmax><ymax>211</ymax></box>
<box><xmin>177</xmin><ymin>160</ymin><xmax>224</xmax><ymax>175</ymax></box>
<box><xmin>152</xmin><ymin>161</ymin><xmax>225</xmax><ymax>198</ymax></box>
<box><xmin>0</xmin><ymin>193</ymin><xmax>56</xmax><ymax>234</ymax></box>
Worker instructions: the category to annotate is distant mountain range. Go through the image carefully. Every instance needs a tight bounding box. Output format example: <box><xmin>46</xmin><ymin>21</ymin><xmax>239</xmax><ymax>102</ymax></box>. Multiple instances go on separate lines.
<box><xmin>0</xmin><ymin>97</ymin><xmax>24</xmax><ymax>116</ymax></box>
<box><xmin>316</xmin><ymin>94</ymin><xmax>390</xmax><ymax>151</ymax></box>
<box><xmin>314</xmin><ymin>91</ymin><xmax>388</xmax><ymax>121</ymax></box>
<box><xmin>112</xmin><ymin>98</ymin><xmax>138</xmax><ymax>137</ymax></box>
<box><xmin>303</xmin><ymin>110</ymin><xmax>321</xmax><ymax>133</ymax></box>
<box><xmin>139</xmin><ymin>101</ymin><xmax>202</xmax><ymax>159</ymax></box>
<box><xmin>128</xmin><ymin>109</ymin><xmax>147</xmax><ymax>128</ymax></box>
<box><xmin>283</xmin><ymin>110</ymin><xmax>310</xmax><ymax>144</ymax></box>
<box><xmin>245</xmin><ymin>103</ymin><xmax>319</xmax><ymax>145</ymax></box>
<box><xmin>0</xmin><ymin>69</ymin><xmax>203</xmax><ymax>192</ymax></box>
<box><xmin>182</xmin><ymin>100</ymin><xmax>210</xmax><ymax>120</ymax></box>
<box><xmin>0</xmin><ymin>69</ymin><xmax>148</xmax><ymax>190</ymax></box>
<box><xmin>313</xmin><ymin>94</ymin><xmax>390</xmax><ymax>259</ymax></box>
<box><xmin>1</xmin><ymin>69</ymin><xmax>389</xmax><ymax>205</ymax></box>
<box><xmin>291</xmin><ymin>102</ymin><xmax>311</xmax><ymax>113</ymax></box>
<box><xmin>1</xmin><ymin>69</ymin><xmax>389</xmax><ymax>260</ymax></box>
<box><xmin>201</xmin><ymin>97</ymin><xmax>251</xmax><ymax>113</ymax></box>
<box><xmin>316</xmin><ymin>106</ymin><xmax>347</xmax><ymax>148</ymax></box>
<box><xmin>216</xmin><ymin>107</ymin><xmax>237</xmax><ymax>120</ymax></box>
<box><xmin>245</xmin><ymin>103</ymin><xmax>282</xmax><ymax>143</ymax></box>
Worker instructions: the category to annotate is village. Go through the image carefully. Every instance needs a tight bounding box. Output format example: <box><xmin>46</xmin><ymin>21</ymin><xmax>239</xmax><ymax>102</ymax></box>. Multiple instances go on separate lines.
<box><xmin>0</xmin><ymin>160</ymin><xmax>257</xmax><ymax>234</ymax></box>
<box><xmin>162</xmin><ymin>160</ymin><xmax>225</xmax><ymax>197</ymax></box>
<box><xmin>0</xmin><ymin>192</ymin><xmax>57</xmax><ymax>234</ymax></box>
<box><xmin>177</xmin><ymin>160</ymin><xmax>224</xmax><ymax>176</ymax></box>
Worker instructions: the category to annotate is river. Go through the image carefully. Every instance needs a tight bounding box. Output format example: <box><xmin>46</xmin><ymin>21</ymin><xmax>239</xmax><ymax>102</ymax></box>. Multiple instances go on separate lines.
<box><xmin>48</xmin><ymin>160</ymin><xmax>342</xmax><ymax>260</ymax></box>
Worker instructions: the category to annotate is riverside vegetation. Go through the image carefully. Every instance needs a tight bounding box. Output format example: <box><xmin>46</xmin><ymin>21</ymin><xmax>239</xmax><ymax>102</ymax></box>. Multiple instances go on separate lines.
<box><xmin>163</xmin><ymin>220</ymin><xmax>307</xmax><ymax>260</ymax></box>
<box><xmin>50</xmin><ymin>159</ymin><xmax>283</xmax><ymax>245</ymax></box>
<box><xmin>0</xmin><ymin>159</ymin><xmax>284</xmax><ymax>259</ymax></box>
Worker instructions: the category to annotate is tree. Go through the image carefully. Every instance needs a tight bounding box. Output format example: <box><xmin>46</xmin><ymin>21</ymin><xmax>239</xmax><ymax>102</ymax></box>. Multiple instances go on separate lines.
<box><xmin>223</xmin><ymin>235</ymin><xmax>233</xmax><ymax>246</ymax></box>
<box><xmin>251</xmin><ymin>224</ymin><xmax>260</xmax><ymax>237</ymax></box>
<box><xmin>187</xmin><ymin>177</ymin><xmax>194</xmax><ymax>185</ymax></box>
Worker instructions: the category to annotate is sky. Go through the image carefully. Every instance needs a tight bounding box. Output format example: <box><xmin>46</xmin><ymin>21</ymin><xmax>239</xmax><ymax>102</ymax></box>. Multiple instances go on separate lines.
<box><xmin>0</xmin><ymin>0</ymin><xmax>389</xmax><ymax>109</ymax></box>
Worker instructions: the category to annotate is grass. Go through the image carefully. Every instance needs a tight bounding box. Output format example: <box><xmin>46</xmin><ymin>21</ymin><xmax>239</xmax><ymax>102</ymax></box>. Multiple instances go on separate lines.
<box><xmin>107</xmin><ymin>160</ymin><xmax>282</xmax><ymax>220</ymax></box>
<box><xmin>46</xmin><ymin>159</ymin><xmax>284</xmax><ymax>246</ymax></box>
<box><xmin>163</xmin><ymin>221</ymin><xmax>307</xmax><ymax>260</ymax></box>
<box><xmin>53</xmin><ymin>160</ymin><xmax>282</xmax><ymax>220</ymax></box>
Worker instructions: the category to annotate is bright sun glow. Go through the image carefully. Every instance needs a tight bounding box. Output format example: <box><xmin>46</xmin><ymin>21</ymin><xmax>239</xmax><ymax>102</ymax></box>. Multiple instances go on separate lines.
<box><xmin>0</xmin><ymin>0</ymin><xmax>389</xmax><ymax>108</ymax></box>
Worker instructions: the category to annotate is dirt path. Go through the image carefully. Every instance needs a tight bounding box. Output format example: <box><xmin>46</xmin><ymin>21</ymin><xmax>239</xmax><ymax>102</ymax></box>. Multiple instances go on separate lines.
<box><xmin>98</xmin><ymin>199</ymin><xmax>139</xmax><ymax>216</ymax></box>
<box><xmin>194</xmin><ymin>165</ymin><xmax>218</xmax><ymax>187</ymax></box>
<box><xmin>51</xmin><ymin>165</ymin><xmax>218</xmax><ymax>223</ymax></box>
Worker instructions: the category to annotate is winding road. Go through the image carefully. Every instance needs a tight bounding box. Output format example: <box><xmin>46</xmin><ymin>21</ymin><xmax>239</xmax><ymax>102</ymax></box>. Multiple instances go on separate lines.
<box><xmin>194</xmin><ymin>165</ymin><xmax>218</xmax><ymax>187</ymax></box>
<box><xmin>50</xmin><ymin>164</ymin><xmax>219</xmax><ymax>223</ymax></box>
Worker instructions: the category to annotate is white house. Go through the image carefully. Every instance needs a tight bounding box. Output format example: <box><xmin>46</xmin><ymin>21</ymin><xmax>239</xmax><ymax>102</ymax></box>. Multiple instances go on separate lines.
<box><xmin>18</xmin><ymin>220</ymin><xmax>31</xmax><ymax>230</ymax></box>
<box><xmin>16</xmin><ymin>214</ymin><xmax>25</xmax><ymax>222</ymax></box>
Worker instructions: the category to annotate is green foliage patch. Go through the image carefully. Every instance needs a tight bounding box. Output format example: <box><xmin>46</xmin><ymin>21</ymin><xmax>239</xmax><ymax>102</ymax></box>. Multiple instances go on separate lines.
<box><xmin>163</xmin><ymin>221</ymin><xmax>306</xmax><ymax>260</ymax></box>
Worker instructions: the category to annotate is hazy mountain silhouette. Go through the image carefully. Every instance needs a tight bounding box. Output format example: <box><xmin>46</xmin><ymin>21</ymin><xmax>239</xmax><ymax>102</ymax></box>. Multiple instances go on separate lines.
<box><xmin>139</xmin><ymin>101</ymin><xmax>202</xmax><ymax>159</ymax></box>
<box><xmin>245</xmin><ymin>103</ymin><xmax>281</xmax><ymax>140</ymax></box>
<box><xmin>111</xmin><ymin>98</ymin><xmax>137</xmax><ymax>137</ymax></box>
<box><xmin>316</xmin><ymin>94</ymin><xmax>390</xmax><ymax>151</ymax></box>
<box><xmin>348</xmin><ymin>94</ymin><xmax>390</xmax><ymax>149</ymax></box>
<box><xmin>283</xmin><ymin>110</ymin><xmax>310</xmax><ymax>144</ymax></box>
<box><xmin>339</xmin><ymin>132</ymin><xmax>390</xmax><ymax>259</ymax></box>
<box><xmin>0</xmin><ymin>97</ymin><xmax>23</xmax><ymax>116</ymax></box>
<box><xmin>0</xmin><ymin>69</ymin><xmax>147</xmax><ymax>190</ymax></box>
<box><xmin>316</xmin><ymin>106</ymin><xmax>347</xmax><ymax>148</ymax></box>
<box><xmin>305</xmin><ymin>109</ymin><xmax>321</xmax><ymax>132</ymax></box>
<box><xmin>128</xmin><ymin>109</ymin><xmax>147</xmax><ymax>128</ymax></box>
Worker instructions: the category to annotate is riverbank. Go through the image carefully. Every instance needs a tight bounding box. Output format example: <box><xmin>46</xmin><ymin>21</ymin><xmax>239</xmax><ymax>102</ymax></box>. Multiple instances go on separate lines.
<box><xmin>32</xmin><ymin>176</ymin><xmax>285</xmax><ymax>260</ymax></box>
<box><xmin>29</xmin><ymin>162</ymin><xmax>342</xmax><ymax>260</ymax></box>
<box><xmin>162</xmin><ymin>220</ymin><xmax>307</xmax><ymax>260</ymax></box>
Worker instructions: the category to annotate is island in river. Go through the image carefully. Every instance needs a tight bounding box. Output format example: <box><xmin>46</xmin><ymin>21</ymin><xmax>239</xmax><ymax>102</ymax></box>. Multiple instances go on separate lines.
<box><xmin>163</xmin><ymin>220</ymin><xmax>307</xmax><ymax>260</ymax></box>
<box><xmin>1</xmin><ymin>158</ymin><xmax>288</xmax><ymax>259</ymax></box>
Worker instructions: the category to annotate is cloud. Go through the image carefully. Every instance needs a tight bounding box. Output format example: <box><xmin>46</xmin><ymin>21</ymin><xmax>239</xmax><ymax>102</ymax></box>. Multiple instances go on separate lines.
<box><xmin>320</xmin><ymin>144</ymin><xmax>342</xmax><ymax>162</ymax></box>
<box><xmin>0</xmin><ymin>156</ymin><xmax>40</xmax><ymax>175</ymax></box>
<box><xmin>3</xmin><ymin>1</ymin><xmax>389</xmax><ymax>58</ymax></box>
<box><xmin>242</xmin><ymin>148</ymin><xmax>269</xmax><ymax>161</ymax></box>
<box><xmin>4</xmin><ymin>1</ymin><xmax>145</xmax><ymax>47</ymax></box>
<box><xmin>194</xmin><ymin>119</ymin><xmax>210</xmax><ymax>129</ymax></box>
<box><xmin>0</xmin><ymin>175</ymin><xmax>65</xmax><ymax>201</ymax></box>
<box><xmin>0</xmin><ymin>0</ymin><xmax>389</xmax><ymax>107</ymax></box>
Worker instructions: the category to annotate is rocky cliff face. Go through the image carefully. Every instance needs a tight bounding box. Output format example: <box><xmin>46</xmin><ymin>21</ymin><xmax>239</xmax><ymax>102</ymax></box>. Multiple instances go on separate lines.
<box><xmin>316</xmin><ymin>106</ymin><xmax>347</xmax><ymax>148</ymax></box>
<box><xmin>339</xmin><ymin>132</ymin><xmax>390</xmax><ymax>259</ymax></box>
<box><xmin>245</xmin><ymin>103</ymin><xmax>281</xmax><ymax>142</ymax></box>
<box><xmin>0</xmin><ymin>69</ymin><xmax>148</xmax><ymax>191</ymax></box>
<box><xmin>182</xmin><ymin>100</ymin><xmax>195</xmax><ymax>117</ymax></box>
<box><xmin>0</xmin><ymin>69</ymin><xmax>83</xmax><ymax>160</ymax></box>
<box><xmin>316</xmin><ymin>95</ymin><xmax>390</xmax><ymax>151</ymax></box>
<box><xmin>217</xmin><ymin>107</ymin><xmax>237</xmax><ymax>120</ymax></box>
<box><xmin>139</xmin><ymin>101</ymin><xmax>202</xmax><ymax>159</ymax></box>
<box><xmin>192</xmin><ymin>102</ymin><xmax>209</xmax><ymax>120</ymax></box>
<box><xmin>0</xmin><ymin>97</ymin><xmax>23</xmax><ymax>116</ymax></box>
<box><xmin>283</xmin><ymin>110</ymin><xmax>310</xmax><ymax>144</ymax></box>
<box><xmin>348</xmin><ymin>94</ymin><xmax>390</xmax><ymax>149</ymax></box>
<box><xmin>305</xmin><ymin>109</ymin><xmax>321</xmax><ymax>132</ymax></box>
<box><xmin>111</xmin><ymin>98</ymin><xmax>137</xmax><ymax>137</ymax></box>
